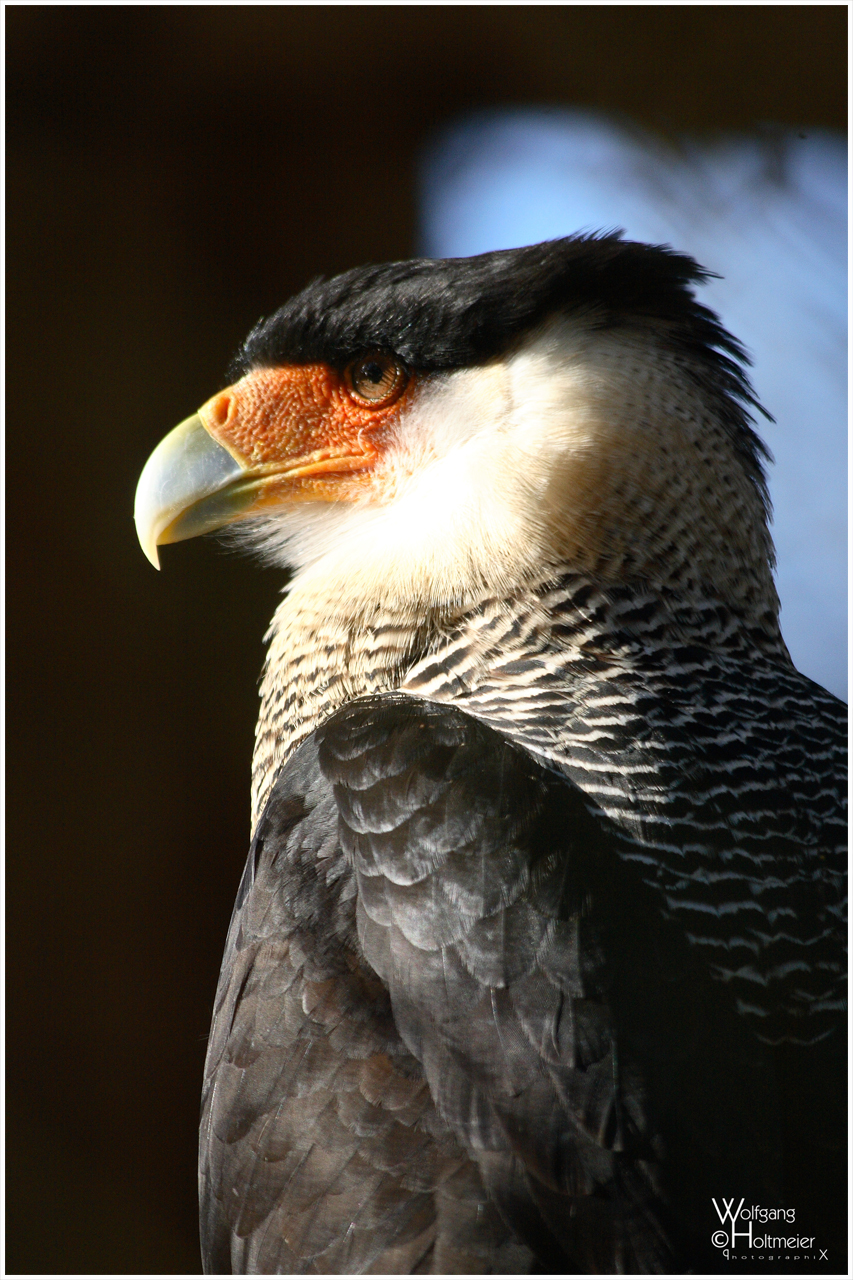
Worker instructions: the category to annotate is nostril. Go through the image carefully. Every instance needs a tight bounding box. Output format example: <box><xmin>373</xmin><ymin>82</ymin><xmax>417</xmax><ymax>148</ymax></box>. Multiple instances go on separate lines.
<box><xmin>208</xmin><ymin>393</ymin><xmax>232</xmax><ymax>430</ymax></box>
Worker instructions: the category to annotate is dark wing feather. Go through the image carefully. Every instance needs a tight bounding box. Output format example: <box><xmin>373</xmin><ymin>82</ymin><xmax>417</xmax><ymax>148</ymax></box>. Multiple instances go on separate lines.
<box><xmin>199</xmin><ymin>729</ymin><xmax>525</xmax><ymax>1274</ymax></box>
<box><xmin>201</xmin><ymin>692</ymin><xmax>845</xmax><ymax>1273</ymax></box>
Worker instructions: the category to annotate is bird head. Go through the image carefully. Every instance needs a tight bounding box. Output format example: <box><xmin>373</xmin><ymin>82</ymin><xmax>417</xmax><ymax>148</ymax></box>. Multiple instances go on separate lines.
<box><xmin>135</xmin><ymin>235</ymin><xmax>777</xmax><ymax>626</ymax></box>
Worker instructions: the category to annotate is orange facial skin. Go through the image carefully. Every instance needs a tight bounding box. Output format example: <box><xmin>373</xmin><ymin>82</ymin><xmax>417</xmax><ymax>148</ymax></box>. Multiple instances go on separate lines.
<box><xmin>197</xmin><ymin>363</ymin><xmax>414</xmax><ymax>504</ymax></box>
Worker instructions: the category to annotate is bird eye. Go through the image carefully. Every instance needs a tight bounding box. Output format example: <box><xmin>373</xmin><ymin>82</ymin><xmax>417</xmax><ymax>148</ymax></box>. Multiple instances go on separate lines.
<box><xmin>346</xmin><ymin>351</ymin><xmax>408</xmax><ymax>405</ymax></box>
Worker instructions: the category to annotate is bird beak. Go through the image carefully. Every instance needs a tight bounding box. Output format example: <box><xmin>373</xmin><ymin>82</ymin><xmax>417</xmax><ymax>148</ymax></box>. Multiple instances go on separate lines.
<box><xmin>134</xmin><ymin>364</ymin><xmax>395</xmax><ymax>568</ymax></box>
<box><xmin>134</xmin><ymin>411</ymin><xmax>249</xmax><ymax>569</ymax></box>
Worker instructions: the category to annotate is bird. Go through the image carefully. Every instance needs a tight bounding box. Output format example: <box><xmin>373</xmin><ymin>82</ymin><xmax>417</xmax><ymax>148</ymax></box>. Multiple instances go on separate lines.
<box><xmin>134</xmin><ymin>235</ymin><xmax>847</xmax><ymax>1275</ymax></box>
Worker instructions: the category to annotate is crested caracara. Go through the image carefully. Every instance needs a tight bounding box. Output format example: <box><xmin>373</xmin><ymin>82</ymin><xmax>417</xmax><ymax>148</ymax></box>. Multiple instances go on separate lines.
<box><xmin>135</xmin><ymin>236</ymin><xmax>847</xmax><ymax>1275</ymax></box>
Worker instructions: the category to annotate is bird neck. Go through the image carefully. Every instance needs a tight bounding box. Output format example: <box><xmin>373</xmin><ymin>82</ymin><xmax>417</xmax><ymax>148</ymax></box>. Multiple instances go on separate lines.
<box><xmin>250</xmin><ymin>565</ymin><xmax>789</xmax><ymax>832</ymax></box>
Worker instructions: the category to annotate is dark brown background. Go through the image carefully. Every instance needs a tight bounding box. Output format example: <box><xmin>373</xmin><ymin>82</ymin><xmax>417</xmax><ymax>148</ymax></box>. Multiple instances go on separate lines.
<box><xmin>6</xmin><ymin>7</ymin><xmax>846</xmax><ymax>1274</ymax></box>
